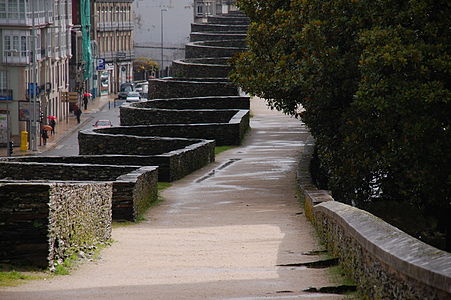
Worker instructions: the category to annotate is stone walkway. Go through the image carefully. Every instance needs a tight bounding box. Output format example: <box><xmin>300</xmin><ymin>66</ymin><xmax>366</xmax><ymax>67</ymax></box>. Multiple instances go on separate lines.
<box><xmin>0</xmin><ymin>98</ymin><xmax>343</xmax><ymax>300</ymax></box>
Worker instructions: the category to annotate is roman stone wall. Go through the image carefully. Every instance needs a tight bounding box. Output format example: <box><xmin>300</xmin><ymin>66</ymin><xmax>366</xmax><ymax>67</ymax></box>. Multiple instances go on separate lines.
<box><xmin>148</xmin><ymin>78</ymin><xmax>239</xmax><ymax>99</ymax></box>
<box><xmin>0</xmin><ymin>161</ymin><xmax>158</xmax><ymax>221</ymax></box>
<box><xmin>120</xmin><ymin>106</ymin><xmax>241</xmax><ymax>125</ymax></box>
<box><xmin>136</xmin><ymin>96</ymin><xmax>250</xmax><ymax>110</ymax></box>
<box><xmin>0</xmin><ymin>161</ymin><xmax>139</xmax><ymax>181</ymax></box>
<box><xmin>185</xmin><ymin>40</ymin><xmax>247</xmax><ymax>59</ymax></box>
<box><xmin>206</xmin><ymin>16</ymin><xmax>250</xmax><ymax>25</ymax></box>
<box><xmin>114</xmin><ymin>166</ymin><xmax>158</xmax><ymax>221</ymax></box>
<box><xmin>191</xmin><ymin>23</ymin><xmax>248</xmax><ymax>33</ymax></box>
<box><xmin>78</xmin><ymin>130</ymin><xmax>215</xmax><ymax>181</ymax></box>
<box><xmin>0</xmin><ymin>182</ymin><xmax>112</xmax><ymax>268</ymax></box>
<box><xmin>78</xmin><ymin>132</ymin><xmax>196</xmax><ymax>156</ymax></box>
<box><xmin>172</xmin><ymin>59</ymin><xmax>231</xmax><ymax>78</ymax></box>
<box><xmin>298</xmin><ymin>139</ymin><xmax>451</xmax><ymax>299</ymax></box>
<box><xmin>190</xmin><ymin>32</ymin><xmax>246</xmax><ymax>42</ymax></box>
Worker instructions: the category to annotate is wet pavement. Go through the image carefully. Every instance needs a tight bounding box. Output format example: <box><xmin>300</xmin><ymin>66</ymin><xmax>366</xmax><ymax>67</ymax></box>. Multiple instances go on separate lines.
<box><xmin>0</xmin><ymin>95</ymin><xmax>115</xmax><ymax>157</ymax></box>
<box><xmin>0</xmin><ymin>97</ymin><xmax>343</xmax><ymax>300</ymax></box>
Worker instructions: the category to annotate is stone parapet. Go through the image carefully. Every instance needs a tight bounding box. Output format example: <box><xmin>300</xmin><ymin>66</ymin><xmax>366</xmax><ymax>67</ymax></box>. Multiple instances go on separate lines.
<box><xmin>148</xmin><ymin>78</ymin><xmax>239</xmax><ymax>99</ymax></box>
<box><xmin>297</xmin><ymin>138</ymin><xmax>451</xmax><ymax>299</ymax></box>
<box><xmin>190</xmin><ymin>32</ymin><xmax>247</xmax><ymax>42</ymax></box>
<box><xmin>191</xmin><ymin>23</ymin><xmax>248</xmax><ymax>33</ymax></box>
<box><xmin>0</xmin><ymin>182</ymin><xmax>112</xmax><ymax>268</ymax></box>
<box><xmin>172</xmin><ymin>58</ymin><xmax>231</xmax><ymax>78</ymax></box>
<box><xmin>185</xmin><ymin>40</ymin><xmax>247</xmax><ymax>59</ymax></box>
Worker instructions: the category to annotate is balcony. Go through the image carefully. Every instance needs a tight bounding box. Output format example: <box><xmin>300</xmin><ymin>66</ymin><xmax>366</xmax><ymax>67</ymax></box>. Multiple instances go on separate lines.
<box><xmin>96</xmin><ymin>21</ymin><xmax>134</xmax><ymax>32</ymax></box>
<box><xmin>0</xmin><ymin>89</ymin><xmax>13</xmax><ymax>100</ymax></box>
<box><xmin>102</xmin><ymin>50</ymin><xmax>135</xmax><ymax>63</ymax></box>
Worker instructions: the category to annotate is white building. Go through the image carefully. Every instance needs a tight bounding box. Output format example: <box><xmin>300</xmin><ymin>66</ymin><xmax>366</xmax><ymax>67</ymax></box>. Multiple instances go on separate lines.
<box><xmin>0</xmin><ymin>0</ymin><xmax>72</xmax><ymax>150</ymax></box>
<box><xmin>132</xmin><ymin>1</ymin><xmax>237</xmax><ymax>77</ymax></box>
<box><xmin>133</xmin><ymin>0</ymin><xmax>194</xmax><ymax>76</ymax></box>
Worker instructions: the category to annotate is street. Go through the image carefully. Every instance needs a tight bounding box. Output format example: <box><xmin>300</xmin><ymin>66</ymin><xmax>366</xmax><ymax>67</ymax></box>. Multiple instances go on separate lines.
<box><xmin>42</xmin><ymin>100</ymin><xmax>121</xmax><ymax>157</ymax></box>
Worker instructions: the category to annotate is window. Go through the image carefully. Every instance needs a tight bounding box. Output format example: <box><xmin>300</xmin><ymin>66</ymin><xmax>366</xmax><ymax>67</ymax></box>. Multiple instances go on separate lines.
<box><xmin>12</xmin><ymin>36</ymin><xmax>19</xmax><ymax>52</ymax></box>
<box><xmin>8</xmin><ymin>0</ymin><xmax>18</xmax><ymax>19</ymax></box>
<box><xmin>197</xmin><ymin>5</ymin><xmax>203</xmax><ymax>15</ymax></box>
<box><xmin>21</xmin><ymin>36</ymin><xmax>27</xmax><ymax>56</ymax></box>
<box><xmin>0</xmin><ymin>71</ymin><xmax>7</xmax><ymax>90</ymax></box>
<box><xmin>0</xmin><ymin>0</ymin><xmax>6</xmax><ymax>18</ymax></box>
<box><xmin>4</xmin><ymin>36</ymin><xmax>11</xmax><ymax>53</ymax></box>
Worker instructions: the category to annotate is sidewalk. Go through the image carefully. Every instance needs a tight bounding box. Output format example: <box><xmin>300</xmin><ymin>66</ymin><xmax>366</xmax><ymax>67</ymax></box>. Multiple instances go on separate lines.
<box><xmin>0</xmin><ymin>94</ymin><xmax>115</xmax><ymax>157</ymax></box>
<box><xmin>0</xmin><ymin>97</ymin><xmax>343</xmax><ymax>300</ymax></box>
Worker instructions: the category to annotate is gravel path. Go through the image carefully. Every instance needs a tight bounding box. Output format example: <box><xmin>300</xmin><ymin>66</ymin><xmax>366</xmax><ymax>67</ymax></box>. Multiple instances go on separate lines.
<box><xmin>0</xmin><ymin>98</ymin><xmax>343</xmax><ymax>300</ymax></box>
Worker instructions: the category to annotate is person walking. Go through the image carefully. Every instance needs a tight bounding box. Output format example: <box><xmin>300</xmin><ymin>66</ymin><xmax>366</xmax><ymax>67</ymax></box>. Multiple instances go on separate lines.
<box><xmin>41</xmin><ymin>129</ymin><xmax>49</xmax><ymax>146</ymax></box>
<box><xmin>83</xmin><ymin>94</ymin><xmax>89</xmax><ymax>110</ymax></box>
<box><xmin>49</xmin><ymin>119</ymin><xmax>56</xmax><ymax>135</ymax></box>
<box><xmin>74</xmin><ymin>108</ymin><xmax>82</xmax><ymax>124</ymax></box>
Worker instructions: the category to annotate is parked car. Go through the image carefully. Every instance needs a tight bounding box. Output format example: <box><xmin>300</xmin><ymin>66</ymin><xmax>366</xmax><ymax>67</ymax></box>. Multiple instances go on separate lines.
<box><xmin>93</xmin><ymin>120</ymin><xmax>113</xmax><ymax>128</ymax></box>
<box><xmin>134</xmin><ymin>82</ymin><xmax>149</xmax><ymax>99</ymax></box>
<box><xmin>125</xmin><ymin>91</ymin><xmax>142</xmax><ymax>102</ymax></box>
<box><xmin>118</xmin><ymin>82</ymin><xmax>134</xmax><ymax>99</ymax></box>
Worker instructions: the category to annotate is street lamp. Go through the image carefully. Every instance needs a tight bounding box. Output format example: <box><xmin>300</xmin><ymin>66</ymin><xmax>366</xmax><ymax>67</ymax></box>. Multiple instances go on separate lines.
<box><xmin>160</xmin><ymin>8</ymin><xmax>167</xmax><ymax>78</ymax></box>
<box><xmin>30</xmin><ymin>1</ymin><xmax>38</xmax><ymax>151</ymax></box>
<box><xmin>4</xmin><ymin>49</ymin><xmax>18</xmax><ymax>156</ymax></box>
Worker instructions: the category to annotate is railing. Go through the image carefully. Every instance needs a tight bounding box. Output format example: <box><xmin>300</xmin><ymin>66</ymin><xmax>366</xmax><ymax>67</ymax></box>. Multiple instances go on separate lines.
<box><xmin>96</xmin><ymin>21</ymin><xmax>134</xmax><ymax>32</ymax></box>
<box><xmin>0</xmin><ymin>89</ymin><xmax>13</xmax><ymax>100</ymax></box>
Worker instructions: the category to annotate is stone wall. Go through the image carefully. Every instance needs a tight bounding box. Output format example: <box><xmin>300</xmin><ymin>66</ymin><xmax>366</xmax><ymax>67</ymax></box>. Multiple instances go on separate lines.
<box><xmin>120</xmin><ymin>106</ymin><xmax>241</xmax><ymax>125</ymax></box>
<box><xmin>0</xmin><ymin>161</ymin><xmax>139</xmax><ymax>181</ymax></box>
<box><xmin>191</xmin><ymin>23</ymin><xmax>248</xmax><ymax>33</ymax></box>
<box><xmin>136</xmin><ymin>96</ymin><xmax>250</xmax><ymax>109</ymax></box>
<box><xmin>113</xmin><ymin>115</ymin><xmax>248</xmax><ymax>147</ymax></box>
<box><xmin>0</xmin><ymin>161</ymin><xmax>158</xmax><ymax>221</ymax></box>
<box><xmin>185</xmin><ymin>40</ymin><xmax>247</xmax><ymax>59</ymax></box>
<box><xmin>172</xmin><ymin>59</ymin><xmax>231</xmax><ymax>78</ymax></box>
<box><xmin>0</xmin><ymin>182</ymin><xmax>112</xmax><ymax>268</ymax></box>
<box><xmin>78</xmin><ymin>132</ymin><xmax>196</xmax><ymax>155</ymax></box>
<box><xmin>77</xmin><ymin>131</ymin><xmax>215</xmax><ymax>181</ymax></box>
<box><xmin>206</xmin><ymin>16</ymin><xmax>250</xmax><ymax>25</ymax></box>
<box><xmin>148</xmin><ymin>78</ymin><xmax>239</xmax><ymax>99</ymax></box>
<box><xmin>298</xmin><ymin>139</ymin><xmax>451</xmax><ymax>299</ymax></box>
<box><xmin>190</xmin><ymin>32</ymin><xmax>246</xmax><ymax>42</ymax></box>
<box><xmin>114</xmin><ymin>166</ymin><xmax>158</xmax><ymax>221</ymax></box>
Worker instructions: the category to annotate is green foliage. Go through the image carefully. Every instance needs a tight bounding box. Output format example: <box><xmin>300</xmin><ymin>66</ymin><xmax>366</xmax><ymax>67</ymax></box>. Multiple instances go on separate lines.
<box><xmin>215</xmin><ymin>146</ymin><xmax>235</xmax><ymax>155</ymax></box>
<box><xmin>133</xmin><ymin>57</ymin><xmax>159</xmax><ymax>80</ymax></box>
<box><xmin>232</xmin><ymin>0</ymin><xmax>450</xmax><ymax>250</ymax></box>
<box><xmin>0</xmin><ymin>271</ymin><xmax>44</xmax><ymax>287</ymax></box>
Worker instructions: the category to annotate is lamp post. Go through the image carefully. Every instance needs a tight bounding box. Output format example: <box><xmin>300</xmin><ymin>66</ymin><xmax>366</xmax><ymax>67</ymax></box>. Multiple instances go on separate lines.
<box><xmin>4</xmin><ymin>49</ymin><xmax>18</xmax><ymax>156</ymax></box>
<box><xmin>30</xmin><ymin>0</ymin><xmax>38</xmax><ymax>151</ymax></box>
<box><xmin>160</xmin><ymin>8</ymin><xmax>167</xmax><ymax>78</ymax></box>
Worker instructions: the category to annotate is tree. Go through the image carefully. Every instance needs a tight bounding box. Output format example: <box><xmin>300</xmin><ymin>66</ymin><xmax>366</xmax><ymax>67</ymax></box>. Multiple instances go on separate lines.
<box><xmin>231</xmin><ymin>0</ymin><xmax>450</xmax><ymax>250</ymax></box>
<box><xmin>133</xmin><ymin>57</ymin><xmax>159</xmax><ymax>81</ymax></box>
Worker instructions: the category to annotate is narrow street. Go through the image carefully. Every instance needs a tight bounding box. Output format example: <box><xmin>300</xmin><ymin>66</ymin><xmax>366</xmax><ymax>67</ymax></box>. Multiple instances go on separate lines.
<box><xmin>0</xmin><ymin>98</ymin><xmax>342</xmax><ymax>300</ymax></box>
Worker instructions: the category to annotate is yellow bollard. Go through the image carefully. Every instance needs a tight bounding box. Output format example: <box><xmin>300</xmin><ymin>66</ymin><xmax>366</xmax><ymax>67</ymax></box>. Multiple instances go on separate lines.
<box><xmin>20</xmin><ymin>131</ymin><xmax>28</xmax><ymax>151</ymax></box>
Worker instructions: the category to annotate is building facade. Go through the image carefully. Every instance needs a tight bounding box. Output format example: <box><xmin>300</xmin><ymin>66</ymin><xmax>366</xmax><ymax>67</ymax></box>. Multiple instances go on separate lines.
<box><xmin>194</xmin><ymin>0</ymin><xmax>237</xmax><ymax>19</ymax></box>
<box><xmin>133</xmin><ymin>0</ymin><xmax>237</xmax><ymax>78</ymax></box>
<box><xmin>92</xmin><ymin>0</ymin><xmax>134</xmax><ymax>95</ymax></box>
<box><xmin>0</xmin><ymin>0</ymin><xmax>72</xmax><ymax>150</ymax></box>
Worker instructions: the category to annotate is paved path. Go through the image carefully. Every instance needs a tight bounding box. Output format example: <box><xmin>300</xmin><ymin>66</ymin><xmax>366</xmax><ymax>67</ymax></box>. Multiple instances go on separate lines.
<box><xmin>0</xmin><ymin>95</ymin><xmax>114</xmax><ymax>157</ymax></box>
<box><xmin>0</xmin><ymin>98</ymin><xmax>342</xmax><ymax>300</ymax></box>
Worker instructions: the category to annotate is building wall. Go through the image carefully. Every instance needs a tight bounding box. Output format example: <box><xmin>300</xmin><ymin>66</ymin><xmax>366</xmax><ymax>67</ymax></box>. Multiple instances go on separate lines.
<box><xmin>0</xmin><ymin>0</ymin><xmax>72</xmax><ymax>148</ymax></box>
<box><xmin>92</xmin><ymin>0</ymin><xmax>135</xmax><ymax>95</ymax></box>
<box><xmin>133</xmin><ymin>0</ymin><xmax>194</xmax><ymax>75</ymax></box>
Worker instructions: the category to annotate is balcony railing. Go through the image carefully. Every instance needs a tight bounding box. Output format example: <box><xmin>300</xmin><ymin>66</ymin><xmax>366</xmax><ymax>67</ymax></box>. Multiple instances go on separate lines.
<box><xmin>0</xmin><ymin>89</ymin><xmax>13</xmax><ymax>100</ymax></box>
<box><xmin>102</xmin><ymin>50</ymin><xmax>135</xmax><ymax>62</ymax></box>
<box><xmin>96</xmin><ymin>21</ymin><xmax>134</xmax><ymax>32</ymax></box>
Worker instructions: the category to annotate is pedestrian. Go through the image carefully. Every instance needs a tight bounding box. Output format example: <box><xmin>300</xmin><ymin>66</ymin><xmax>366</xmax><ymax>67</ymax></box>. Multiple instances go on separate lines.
<box><xmin>49</xmin><ymin>118</ymin><xmax>56</xmax><ymax>135</ymax></box>
<box><xmin>73</xmin><ymin>103</ymin><xmax>79</xmax><ymax>112</ymax></box>
<box><xmin>74</xmin><ymin>108</ymin><xmax>82</xmax><ymax>124</ymax></box>
<box><xmin>83</xmin><ymin>94</ymin><xmax>89</xmax><ymax>110</ymax></box>
<box><xmin>41</xmin><ymin>129</ymin><xmax>48</xmax><ymax>145</ymax></box>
